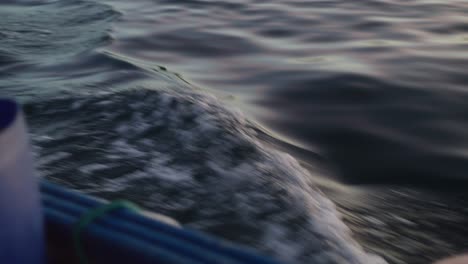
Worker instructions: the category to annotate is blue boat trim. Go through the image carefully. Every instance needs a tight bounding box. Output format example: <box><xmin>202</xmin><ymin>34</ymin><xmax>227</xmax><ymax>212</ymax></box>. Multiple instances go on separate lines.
<box><xmin>41</xmin><ymin>180</ymin><xmax>283</xmax><ymax>264</ymax></box>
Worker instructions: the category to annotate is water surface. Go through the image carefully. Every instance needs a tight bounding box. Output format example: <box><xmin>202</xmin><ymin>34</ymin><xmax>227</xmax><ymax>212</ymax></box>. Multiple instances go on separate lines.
<box><xmin>2</xmin><ymin>0</ymin><xmax>468</xmax><ymax>263</ymax></box>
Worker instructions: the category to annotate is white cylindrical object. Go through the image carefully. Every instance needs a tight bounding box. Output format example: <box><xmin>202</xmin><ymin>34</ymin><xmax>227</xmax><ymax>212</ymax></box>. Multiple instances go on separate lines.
<box><xmin>0</xmin><ymin>99</ymin><xmax>44</xmax><ymax>264</ymax></box>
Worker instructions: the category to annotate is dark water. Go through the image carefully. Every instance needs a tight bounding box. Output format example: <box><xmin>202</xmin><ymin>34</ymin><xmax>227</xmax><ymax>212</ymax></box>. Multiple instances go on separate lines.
<box><xmin>2</xmin><ymin>0</ymin><xmax>468</xmax><ymax>263</ymax></box>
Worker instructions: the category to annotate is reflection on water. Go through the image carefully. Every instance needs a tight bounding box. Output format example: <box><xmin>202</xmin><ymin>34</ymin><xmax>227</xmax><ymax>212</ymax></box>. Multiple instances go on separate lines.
<box><xmin>106</xmin><ymin>0</ymin><xmax>468</xmax><ymax>185</ymax></box>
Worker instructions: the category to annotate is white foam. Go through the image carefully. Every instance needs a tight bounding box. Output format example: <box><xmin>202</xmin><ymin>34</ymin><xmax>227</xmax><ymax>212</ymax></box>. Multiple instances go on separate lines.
<box><xmin>37</xmin><ymin>151</ymin><xmax>70</xmax><ymax>166</ymax></box>
<box><xmin>111</xmin><ymin>140</ymin><xmax>146</xmax><ymax>158</ymax></box>
<box><xmin>30</xmin><ymin>89</ymin><xmax>387</xmax><ymax>264</ymax></box>
<box><xmin>98</xmin><ymin>170</ymin><xmax>148</xmax><ymax>192</ymax></box>
<box><xmin>79</xmin><ymin>164</ymin><xmax>113</xmax><ymax>174</ymax></box>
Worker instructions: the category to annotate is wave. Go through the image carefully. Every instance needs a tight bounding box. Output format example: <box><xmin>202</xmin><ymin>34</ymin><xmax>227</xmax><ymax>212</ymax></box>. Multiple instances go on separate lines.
<box><xmin>2</xmin><ymin>0</ymin><xmax>386</xmax><ymax>262</ymax></box>
<box><xmin>25</xmin><ymin>88</ymin><xmax>385</xmax><ymax>264</ymax></box>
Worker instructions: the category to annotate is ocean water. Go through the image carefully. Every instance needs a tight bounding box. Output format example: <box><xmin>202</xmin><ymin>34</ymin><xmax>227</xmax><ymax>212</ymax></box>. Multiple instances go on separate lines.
<box><xmin>2</xmin><ymin>0</ymin><xmax>468</xmax><ymax>263</ymax></box>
